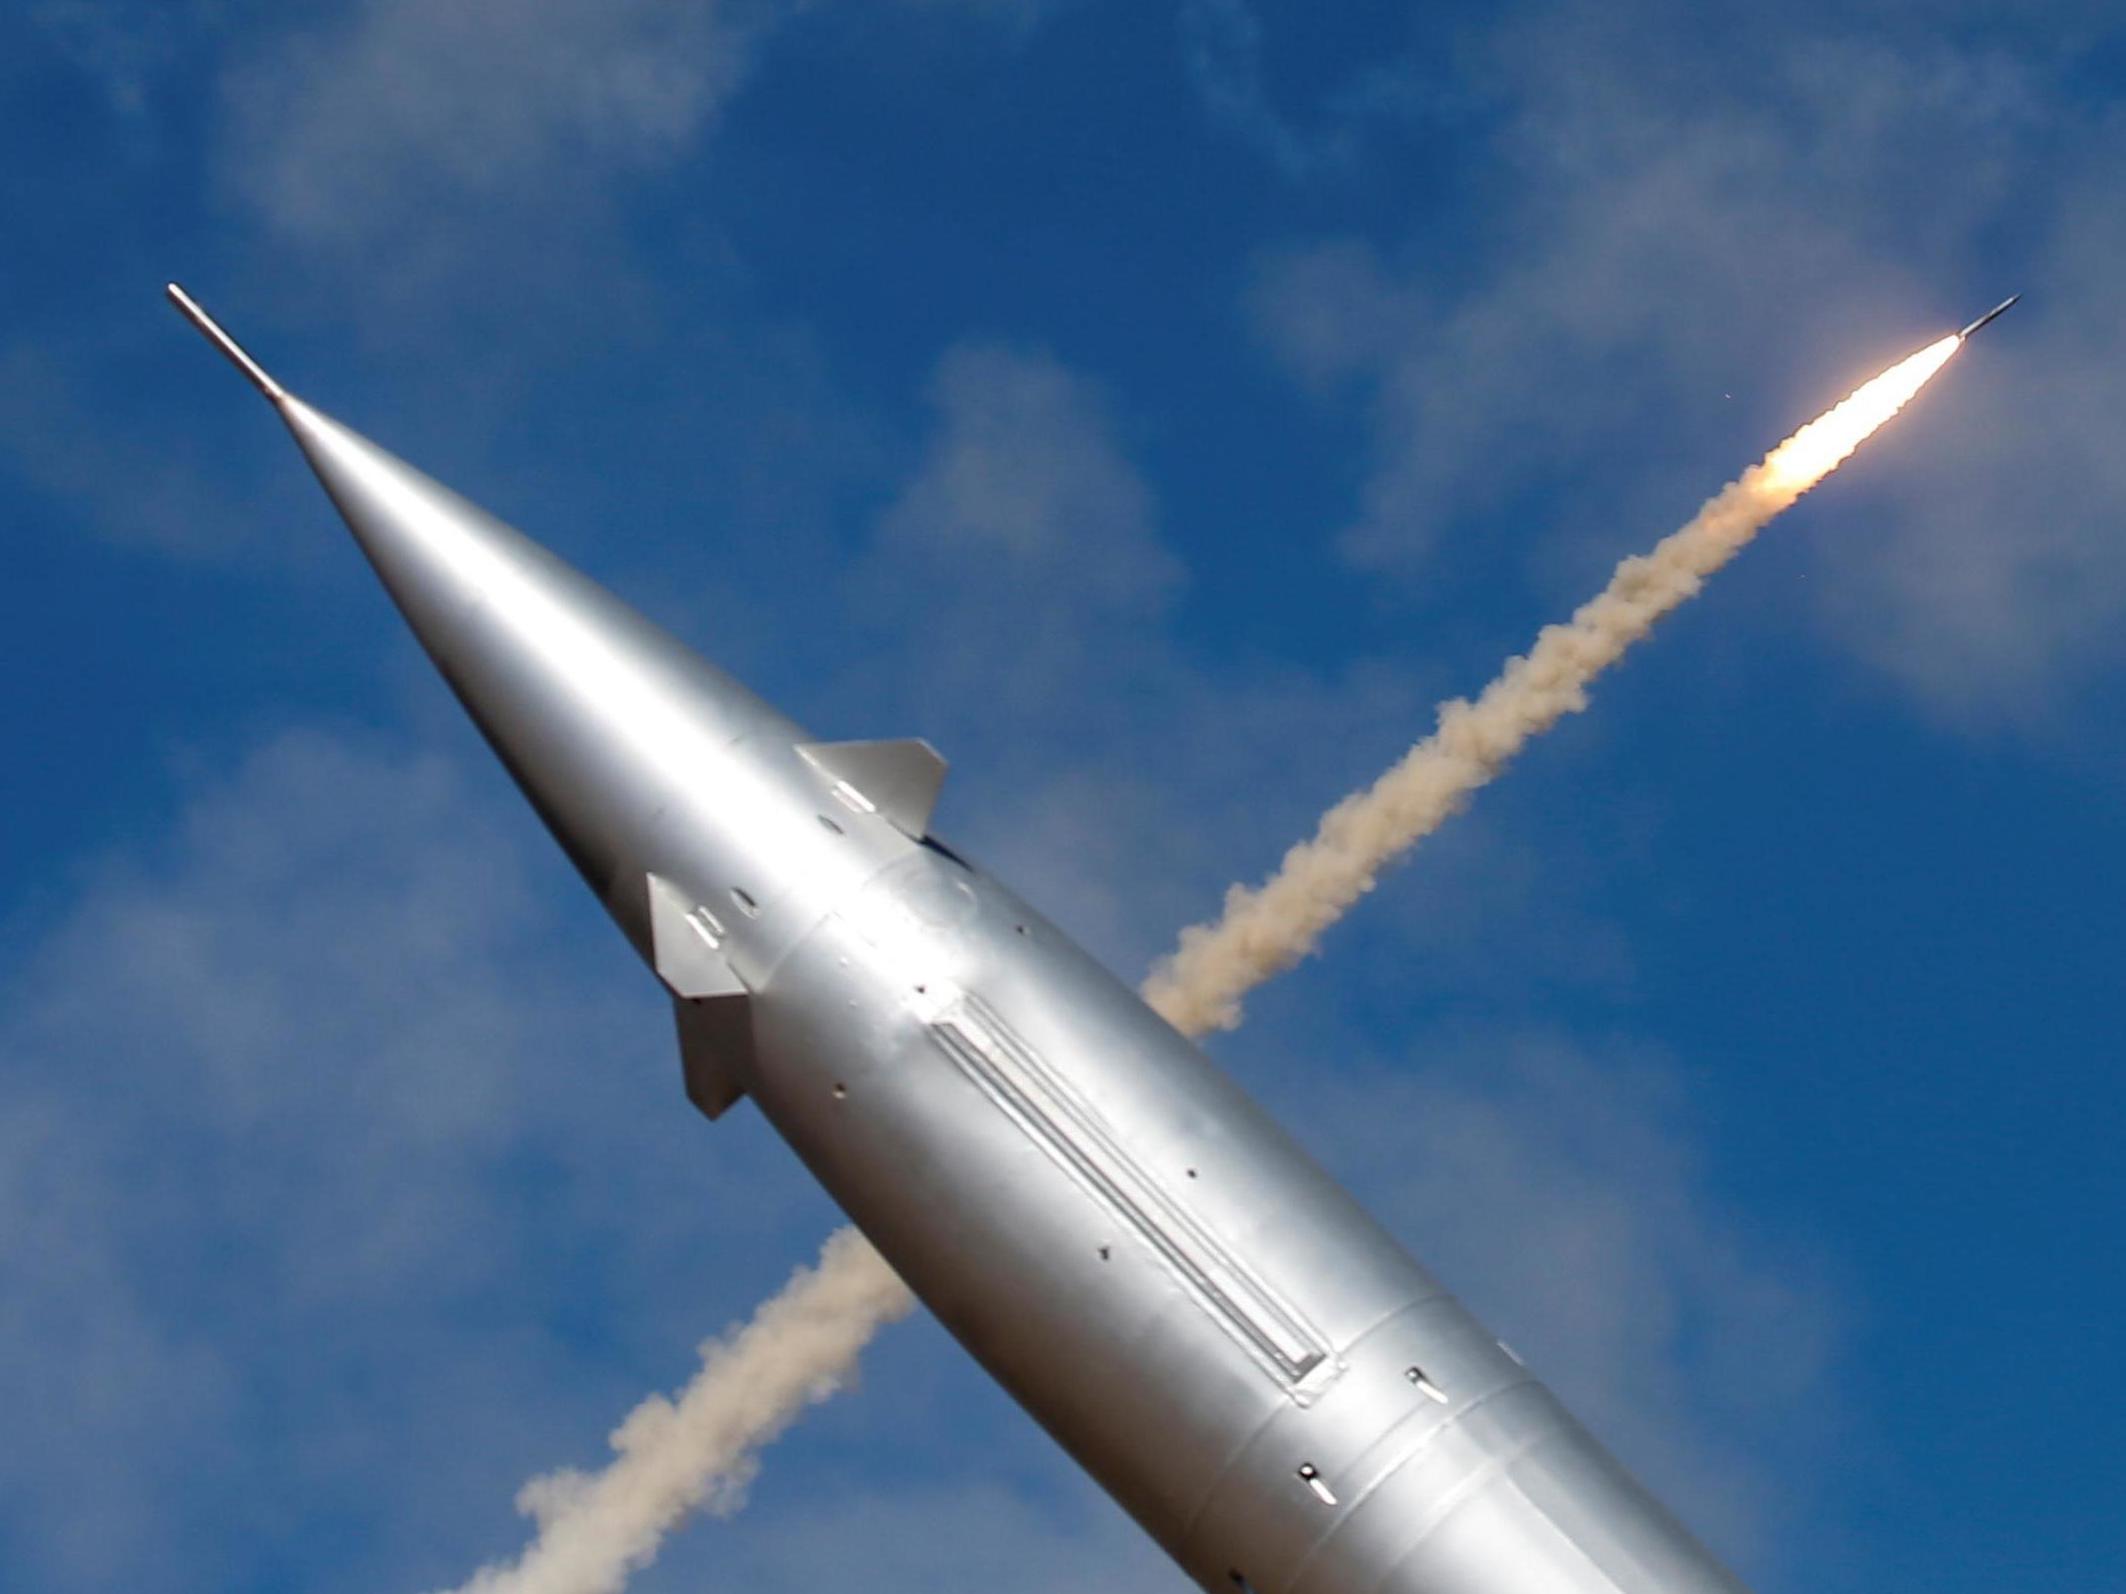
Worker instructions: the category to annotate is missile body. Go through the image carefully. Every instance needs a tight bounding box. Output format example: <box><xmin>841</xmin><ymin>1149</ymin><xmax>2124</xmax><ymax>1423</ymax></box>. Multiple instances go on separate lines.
<box><xmin>170</xmin><ymin>286</ymin><xmax>1751</xmax><ymax>1594</ymax></box>
<box><xmin>1959</xmin><ymin>294</ymin><xmax>2019</xmax><ymax>338</ymax></box>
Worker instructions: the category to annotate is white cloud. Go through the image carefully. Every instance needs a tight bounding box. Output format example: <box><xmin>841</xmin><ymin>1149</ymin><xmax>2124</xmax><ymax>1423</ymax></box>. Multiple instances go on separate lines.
<box><xmin>1245</xmin><ymin>239</ymin><xmax>1427</xmax><ymax>394</ymax></box>
<box><xmin>877</xmin><ymin>341</ymin><xmax>1182</xmax><ymax>610</ymax></box>
<box><xmin>219</xmin><ymin>0</ymin><xmax>769</xmax><ymax>251</ymax></box>
<box><xmin>856</xmin><ymin>341</ymin><xmax>1186</xmax><ymax>747</ymax></box>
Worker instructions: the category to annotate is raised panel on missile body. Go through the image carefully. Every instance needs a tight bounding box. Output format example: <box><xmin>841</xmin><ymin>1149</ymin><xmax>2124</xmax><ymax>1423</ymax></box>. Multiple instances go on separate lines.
<box><xmin>168</xmin><ymin>283</ymin><xmax>1755</xmax><ymax>1594</ymax></box>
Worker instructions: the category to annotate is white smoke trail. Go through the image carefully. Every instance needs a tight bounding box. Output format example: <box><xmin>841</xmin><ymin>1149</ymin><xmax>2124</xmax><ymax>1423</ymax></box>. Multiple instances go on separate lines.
<box><xmin>443</xmin><ymin>330</ymin><xmax>1963</xmax><ymax>1594</ymax></box>
<box><xmin>1140</xmin><ymin>333</ymin><xmax>1963</xmax><ymax>1036</ymax></box>
<box><xmin>439</xmin><ymin>1228</ymin><xmax>913</xmax><ymax>1594</ymax></box>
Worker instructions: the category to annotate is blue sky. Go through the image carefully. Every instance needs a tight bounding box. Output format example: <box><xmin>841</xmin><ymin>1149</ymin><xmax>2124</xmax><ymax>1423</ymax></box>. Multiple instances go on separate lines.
<box><xmin>4</xmin><ymin>2</ymin><xmax>2123</xmax><ymax>1591</ymax></box>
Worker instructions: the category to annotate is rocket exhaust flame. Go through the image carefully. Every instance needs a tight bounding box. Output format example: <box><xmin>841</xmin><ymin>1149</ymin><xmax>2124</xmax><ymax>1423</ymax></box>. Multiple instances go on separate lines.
<box><xmin>432</xmin><ymin>326</ymin><xmax>1974</xmax><ymax>1594</ymax></box>
<box><xmin>1140</xmin><ymin>331</ymin><xmax>1966</xmax><ymax>1036</ymax></box>
<box><xmin>1756</xmin><ymin>336</ymin><xmax>1961</xmax><ymax>495</ymax></box>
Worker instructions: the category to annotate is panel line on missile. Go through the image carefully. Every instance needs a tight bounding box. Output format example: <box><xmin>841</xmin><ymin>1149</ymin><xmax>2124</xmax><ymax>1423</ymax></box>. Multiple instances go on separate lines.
<box><xmin>931</xmin><ymin>995</ymin><xmax>1336</xmax><ymax>1394</ymax></box>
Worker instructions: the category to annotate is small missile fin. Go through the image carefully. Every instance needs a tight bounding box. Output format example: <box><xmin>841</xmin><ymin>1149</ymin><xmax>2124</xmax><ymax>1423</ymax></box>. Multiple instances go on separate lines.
<box><xmin>646</xmin><ymin>875</ymin><xmax>752</xmax><ymax>1120</ymax></box>
<box><xmin>673</xmin><ymin>993</ymin><xmax>751</xmax><ymax>1121</ymax></box>
<box><xmin>646</xmin><ymin>873</ymin><xmax>747</xmax><ymax>1000</ymax></box>
<box><xmin>798</xmin><ymin>739</ymin><xmax>948</xmax><ymax>839</ymax></box>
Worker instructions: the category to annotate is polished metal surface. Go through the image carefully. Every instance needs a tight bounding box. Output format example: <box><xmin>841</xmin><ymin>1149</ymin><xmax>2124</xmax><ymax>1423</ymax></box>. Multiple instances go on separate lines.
<box><xmin>172</xmin><ymin>285</ymin><xmax>1757</xmax><ymax>1594</ymax></box>
<box><xmin>167</xmin><ymin>283</ymin><xmax>284</xmax><ymax>400</ymax></box>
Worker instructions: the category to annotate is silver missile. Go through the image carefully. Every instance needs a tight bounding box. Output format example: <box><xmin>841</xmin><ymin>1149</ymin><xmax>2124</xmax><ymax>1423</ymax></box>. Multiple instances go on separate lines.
<box><xmin>1958</xmin><ymin>293</ymin><xmax>2019</xmax><ymax>338</ymax></box>
<box><xmin>168</xmin><ymin>283</ymin><xmax>1754</xmax><ymax>1594</ymax></box>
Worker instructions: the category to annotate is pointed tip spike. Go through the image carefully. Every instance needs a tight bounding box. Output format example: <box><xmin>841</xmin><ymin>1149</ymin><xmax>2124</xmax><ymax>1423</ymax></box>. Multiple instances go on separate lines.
<box><xmin>166</xmin><ymin>283</ymin><xmax>286</xmax><ymax>402</ymax></box>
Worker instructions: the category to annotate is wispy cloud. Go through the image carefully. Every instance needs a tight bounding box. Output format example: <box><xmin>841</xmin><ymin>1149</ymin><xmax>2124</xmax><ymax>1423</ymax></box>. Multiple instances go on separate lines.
<box><xmin>0</xmin><ymin>333</ymin><xmax>311</xmax><ymax>558</ymax></box>
<box><xmin>876</xmin><ymin>341</ymin><xmax>1182</xmax><ymax>613</ymax></box>
<box><xmin>1177</xmin><ymin>0</ymin><xmax>1451</xmax><ymax>177</ymax></box>
<box><xmin>220</xmin><ymin>0</ymin><xmax>770</xmax><ymax>251</ymax></box>
<box><xmin>28</xmin><ymin>0</ymin><xmax>190</xmax><ymax>120</ymax></box>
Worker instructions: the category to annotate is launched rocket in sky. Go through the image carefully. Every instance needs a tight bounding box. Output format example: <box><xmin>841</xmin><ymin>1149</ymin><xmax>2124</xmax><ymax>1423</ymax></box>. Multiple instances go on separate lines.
<box><xmin>1959</xmin><ymin>294</ymin><xmax>2019</xmax><ymax>338</ymax></box>
<box><xmin>168</xmin><ymin>281</ymin><xmax>1756</xmax><ymax>1594</ymax></box>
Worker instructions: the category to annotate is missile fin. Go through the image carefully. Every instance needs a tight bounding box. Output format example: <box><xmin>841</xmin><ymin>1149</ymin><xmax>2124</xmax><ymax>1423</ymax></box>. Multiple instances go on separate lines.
<box><xmin>646</xmin><ymin>873</ymin><xmax>748</xmax><ymax>1000</ymax></box>
<box><xmin>673</xmin><ymin>993</ymin><xmax>751</xmax><ymax>1121</ymax></box>
<box><xmin>798</xmin><ymin>738</ymin><xmax>948</xmax><ymax>838</ymax></box>
<box><xmin>646</xmin><ymin>875</ymin><xmax>753</xmax><ymax>1120</ymax></box>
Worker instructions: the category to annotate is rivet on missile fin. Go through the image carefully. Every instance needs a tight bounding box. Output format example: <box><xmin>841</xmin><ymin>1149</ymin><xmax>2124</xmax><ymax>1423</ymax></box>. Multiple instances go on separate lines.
<box><xmin>1097</xmin><ymin>1244</ymin><xmax>1111</xmax><ymax>1261</ymax></box>
<box><xmin>1297</xmin><ymin>1464</ymin><xmax>1337</xmax><ymax>1506</ymax></box>
<box><xmin>1186</xmin><ymin>1167</ymin><xmax>1199</xmax><ymax>1178</ymax></box>
<box><xmin>832</xmin><ymin>1082</ymin><xmax>848</xmax><ymax>1101</ymax></box>
<box><xmin>1406</xmin><ymin>1366</ymin><xmax>1449</xmax><ymax>1403</ymax></box>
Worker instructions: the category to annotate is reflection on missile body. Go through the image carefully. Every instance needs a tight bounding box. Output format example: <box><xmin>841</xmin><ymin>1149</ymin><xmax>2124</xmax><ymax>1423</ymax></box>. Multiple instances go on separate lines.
<box><xmin>1959</xmin><ymin>294</ymin><xmax>2019</xmax><ymax>339</ymax></box>
<box><xmin>167</xmin><ymin>284</ymin><xmax>1753</xmax><ymax>1594</ymax></box>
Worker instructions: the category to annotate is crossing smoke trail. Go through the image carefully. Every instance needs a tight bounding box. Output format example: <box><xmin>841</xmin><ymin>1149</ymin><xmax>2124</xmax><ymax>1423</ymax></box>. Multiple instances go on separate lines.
<box><xmin>442</xmin><ymin>1229</ymin><xmax>913</xmax><ymax>1594</ymax></box>
<box><xmin>1142</xmin><ymin>332</ymin><xmax>1965</xmax><ymax>1036</ymax></box>
<box><xmin>441</xmin><ymin>329</ymin><xmax>1964</xmax><ymax>1594</ymax></box>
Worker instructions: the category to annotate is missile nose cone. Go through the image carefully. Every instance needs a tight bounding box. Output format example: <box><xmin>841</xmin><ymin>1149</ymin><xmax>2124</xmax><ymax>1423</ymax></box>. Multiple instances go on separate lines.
<box><xmin>166</xmin><ymin>284</ymin><xmax>287</xmax><ymax>403</ymax></box>
<box><xmin>168</xmin><ymin>291</ymin><xmax>787</xmax><ymax>931</ymax></box>
<box><xmin>1958</xmin><ymin>293</ymin><xmax>2020</xmax><ymax>339</ymax></box>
